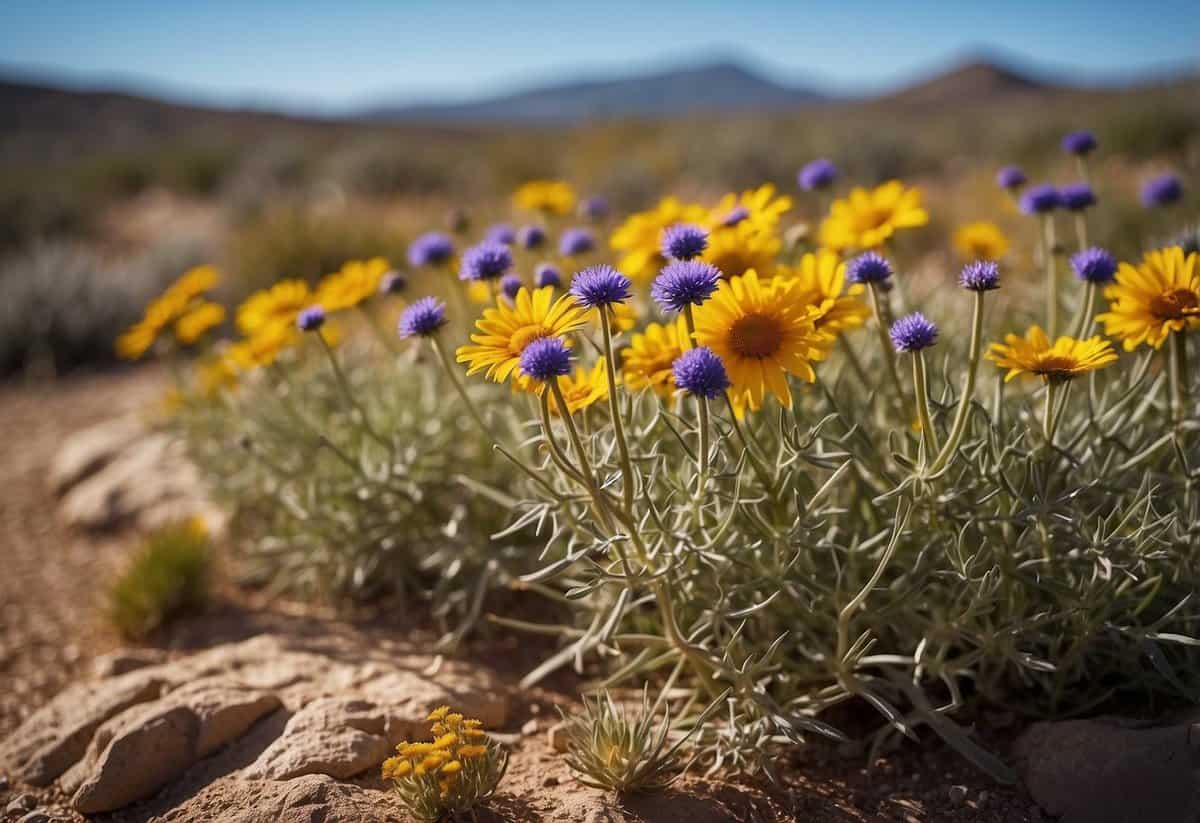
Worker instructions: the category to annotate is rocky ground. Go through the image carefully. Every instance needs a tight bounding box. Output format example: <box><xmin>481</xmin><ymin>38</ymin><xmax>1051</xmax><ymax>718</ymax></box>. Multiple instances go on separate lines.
<box><xmin>1</xmin><ymin>368</ymin><xmax>1198</xmax><ymax>822</ymax></box>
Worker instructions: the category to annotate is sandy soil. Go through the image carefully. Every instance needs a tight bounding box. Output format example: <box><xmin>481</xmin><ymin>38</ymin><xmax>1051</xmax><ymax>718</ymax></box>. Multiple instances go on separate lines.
<box><xmin>0</xmin><ymin>368</ymin><xmax>1043</xmax><ymax>822</ymax></box>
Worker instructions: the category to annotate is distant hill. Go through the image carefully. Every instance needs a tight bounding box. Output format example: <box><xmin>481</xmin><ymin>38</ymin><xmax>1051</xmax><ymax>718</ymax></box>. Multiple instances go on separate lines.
<box><xmin>872</xmin><ymin>60</ymin><xmax>1053</xmax><ymax>108</ymax></box>
<box><xmin>362</xmin><ymin>61</ymin><xmax>828</xmax><ymax>124</ymax></box>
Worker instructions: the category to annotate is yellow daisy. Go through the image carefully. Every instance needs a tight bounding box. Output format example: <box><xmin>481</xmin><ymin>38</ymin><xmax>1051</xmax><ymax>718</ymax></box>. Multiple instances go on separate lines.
<box><xmin>227</xmin><ymin>323</ymin><xmax>298</xmax><ymax>370</ymax></box>
<box><xmin>819</xmin><ymin>181</ymin><xmax>929</xmax><ymax>253</ymax></box>
<box><xmin>693</xmin><ymin>270</ymin><xmax>832</xmax><ymax>413</ymax></box>
<box><xmin>456</xmin><ymin>286</ymin><xmax>588</xmax><ymax>383</ymax></box>
<box><xmin>702</xmin><ymin>220</ymin><xmax>781</xmax><ymax>279</ymax></box>
<box><xmin>115</xmin><ymin>320</ymin><xmax>158</xmax><ymax>360</ymax></box>
<box><xmin>610</xmin><ymin>196</ymin><xmax>709</xmax><ymax>280</ymax></box>
<box><xmin>196</xmin><ymin>354</ymin><xmax>239</xmax><ymax>396</ymax></box>
<box><xmin>1096</xmin><ymin>246</ymin><xmax>1200</xmax><ymax>351</ymax></box>
<box><xmin>316</xmin><ymin>257</ymin><xmax>389</xmax><ymax>312</ymax></box>
<box><xmin>550</xmin><ymin>358</ymin><xmax>610</xmax><ymax>416</ymax></box>
<box><xmin>708</xmin><ymin>183</ymin><xmax>792</xmax><ymax>233</ymax></box>
<box><xmin>236</xmin><ymin>280</ymin><xmax>311</xmax><ymax>336</ymax></box>
<box><xmin>174</xmin><ymin>301</ymin><xmax>226</xmax><ymax>345</ymax></box>
<box><xmin>773</xmin><ymin>250</ymin><xmax>870</xmax><ymax>336</ymax></box>
<box><xmin>621</xmin><ymin>316</ymin><xmax>690</xmax><ymax>398</ymax></box>
<box><xmin>954</xmin><ymin>221</ymin><xmax>1009</xmax><ymax>261</ymax></box>
<box><xmin>513</xmin><ymin>180</ymin><xmax>577</xmax><ymax>216</ymax></box>
<box><xmin>164</xmin><ymin>264</ymin><xmax>220</xmax><ymax>305</ymax></box>
<box><xmin>987</xmin><ymin>325</ymin><xmax>1117</xmax><ymax>383</ymax></box>
<box><xmin>590</xmin><ymin>300</ymin><xmax>637</xmax><ymax>334</ymax></box>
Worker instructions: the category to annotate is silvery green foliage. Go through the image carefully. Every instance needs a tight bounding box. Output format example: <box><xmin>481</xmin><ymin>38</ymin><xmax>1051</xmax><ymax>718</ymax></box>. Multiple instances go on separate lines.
<box><xmin>490</xmin><ymin>290</ymin><xmax>1200</xmax><ymax>781</ymax></box>
<box><xmin>175</xmin><ymin>343</ymin><xmax>530</xmax><ymax>646</ymax></box>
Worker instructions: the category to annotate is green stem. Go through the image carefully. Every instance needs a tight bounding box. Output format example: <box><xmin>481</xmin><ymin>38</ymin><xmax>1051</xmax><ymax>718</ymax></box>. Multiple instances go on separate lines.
<box><xmin>600</xmin><ymin>305</ymin><xmax>636</xmax><ymax>512</ymax></box>
<box><xmin>1042</xmin><ymin>381</ymin><xmax>1060</xmax><ymax>447</ymax></box>
<box><xmin>837</xmin><ymin>335</ymin><xmax>871</xmax><ymax>387</ymax></box>
<box><xmin>1043</xmin><ymin>214</ymin><xmax>1060</xmax><ymax>338</ymax></box>
<box><xmin>317</xmin><ymin>333</ymin><xmax>389</xmax><ymax>450</ymax></box>
<box><xmin>1069</xmin><ymin>281</ymin><xmax>1096</xmax><ymax>340</ymax></box>
<box><xmin>911</xmin><ymin>351</ymin><xmax>937</xmax><ymax>466</ymax></box>
<box><xmin>929</xmin><ymin>291</ymin><xmax>985</xmax><ymax>474</ymax></box>
<box><xmin>1170</xmin><ymin>330</ymin><xmax>1190</xmax><ymax>425</ymax></box>
<box><xmin>683</xmin><ymin>305</ymin><xmax>710</xmax><ymax>501</ymax></box>
<box><xmin>1074</xmin><ymin>213</ymin><xmax>1089</xmax><ymax>254</ymax></box>
<box><xmin>431</xmin><ymin>337</ymin><xmax>494</xmax><ymax>440</ymax></box>
<box><xmin>868</xmin><ymin>282</ymin><xmax>915</xmax><ymax>425</ymax></box>
<box><xmin>723</xmin><ymin>393</ymin><xmax>776</xmax><ymax>494</ymax></box>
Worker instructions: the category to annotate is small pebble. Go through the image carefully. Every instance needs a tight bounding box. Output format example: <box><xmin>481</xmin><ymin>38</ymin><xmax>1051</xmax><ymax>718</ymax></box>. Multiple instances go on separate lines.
<box><xmin>948</xmin><ymin>784</ymin><xmax>968</xmax><ymax>803</ymax></box>
<box><xmin>542</xmin><ymin>776</ymin><xmax>559</xmax><ymax>787</ymax></box>
<box><xmin>0</xmin><ymin>773</ymin><xmax>10</xmax><ymax>791</ymax></box>
<box><xmin>977</xmin><ymin>790</ymin><xmax>990</xmax><ymax>807</ymax></box>
<box><xmin>521</xmin><ymin>719</ymin><xmax>539</xmax><ymax>735</ymax></box>
<box><xmin>8</xmin><ymin>794</ymin><xmax>36</xmax><ymax>813</ymax></box>
<box><xmin>19</xmin><ymin>811</ymin><xmax>50</xmax><ymax>823</ymax></box>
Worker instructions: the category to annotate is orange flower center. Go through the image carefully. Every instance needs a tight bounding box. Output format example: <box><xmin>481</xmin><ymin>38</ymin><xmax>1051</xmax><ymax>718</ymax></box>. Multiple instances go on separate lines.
<box><xmin>856</xmin><ymin>205</ymin><xmax>894</xmax><ymax>232</ymax></box>
<box><xmin>1149</xmin><ymin>288</ymin><xmax>1199</xmax><ymax>320</ymax></box>
<box><xmin>729</xmin><ymin>313</ymin><xmax>783</xmax><ymax>358</ymax></box>
<box><xmin>1034</xmin><ymin>354</ymin><xmax>1080</xmax><ymax>384</ymax></box>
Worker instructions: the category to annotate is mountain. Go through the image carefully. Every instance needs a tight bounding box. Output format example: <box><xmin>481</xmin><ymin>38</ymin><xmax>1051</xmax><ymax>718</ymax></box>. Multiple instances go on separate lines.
<box><xmin>363</xmin><ymin>61</ymin><xmax>827</xmax><ymax>124</ymax></box>
<box><xmin>871</xmin><ymin>60</ymin><xmax>1053</xmax><ymax>108</ymax></box>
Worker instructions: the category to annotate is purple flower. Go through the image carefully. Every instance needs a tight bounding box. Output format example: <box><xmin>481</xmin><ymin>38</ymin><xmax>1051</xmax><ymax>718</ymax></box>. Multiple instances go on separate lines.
<box><xmin>534</xmin><ymin>263</ymin><xmax>562</xmax><ymax>289</ymax></box>
<box><xmin>379</xmin><ymin>271</ymin><xmax>407</xmax><ymax>295</ymax></box>
<box><xmin>570</xmin><ymin>264</ymin><xmax>631</xmax><ymax>308</ymax></box>
<box><xmin>652</xmin><ymin>260</ymin><xmax>720</xmax><ymax>313</ymax></box>
<box><xmin>798</xmin><ymin>158</ymin><xmax>838</xmax><ymax>191</ymax></box>
<box><xmin>484</xmin><ymin>223</ymin><xmax>516</xmax><ymax>245</ymax></box>
<box><xmin>959</xmin><ymin>261</ymin><xmax>1000</xmax><ymax>292</ymax></box>
<box><xmin>558</xmin><ymin>227</ymin><xmax>596</xmax><ymax>257</ymax></box>
<box><xmin>847</xmin><ymin>251</ymin><xmax>893</xmax><ymax>284</ymax></box>
<box><xmin>517</xmin><ymin>224</ymin><xmax>546</xmax><ymax>250</ymax></box>
<box><xmin>459</xmin><ymin>241</ymin><xmax>512</xmax><ymax>281</ymax></box>
<box><xmin>398</xmin><ymin>297</ymin><xmax>447</xmax><ymax>338</ymax></box>
<box><xmin>1071</xmin><ymin>247</ymin><xmax>1117</xmax><ymax>284</ymax></box>
<box><xmin>1062</xmin><ymin>130</ymin><xmax>1098</xmax><ymax>156</ymax></box>
<box><xmin>406</xmin><ymin>232</ymin><xmax>454</xmax><ymax>267</ymax></box>
<box><xmin>996</xmin><ymin>166</ymin><xmax>1027</xmax><ymax>191</ymax></box>
<box><xmin>661</xmin><ymin>223</ymin><xmax>709</xmax><ymax>261</ymax></box>
<box><xmin>1060</xmin><ymin>182</ymin><xmax>1096</xmax><ymax>212</ymax></box>
<box><xmin>1141</xmin><ymin>174</ymin><xmax>1183</xmax><ymax>207</ymax></box>
<box><xmin>297</xmin><ymin>306</ymin><xmax>326</xmax><ymax>332</ymax></box>
<box><xmin>890</xmin><ymin>312</ymin><xmax>938</xmax><ymax>353</ymax></box>
<box><xmin>500</xmin><ymin>273</ymin><xmax>523</xmax><ymax>301</ymax></box>
<box><xmin>519</xmin><ymin>336</ymin><xmax>572</xmax><ymax>381</ymax></box>
<box><xmin>579</xmin><ymin>195</ymin><xmax>610</xmax><ymax>221</ymax></box>
<box><xmin>673</xmin><ymin>347</ymin><xmax>730</xmax><ymax>399</ymax></box>
<box><xmin>721</xmin><ymin>205</ymin><xmax>750</xmax><ymax>227</ymax></box>
<box><xmin>1020</xmin><ymin>184</ymin><xmax>1061</xmax><ymax>215</ymax></box>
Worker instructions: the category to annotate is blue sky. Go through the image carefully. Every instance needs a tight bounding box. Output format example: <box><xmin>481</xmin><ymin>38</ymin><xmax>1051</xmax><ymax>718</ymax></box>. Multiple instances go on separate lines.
<box><xmin>1</xmin><ymin>0</ymin><xmax>1197</xmax><ymax>113</ymax></box>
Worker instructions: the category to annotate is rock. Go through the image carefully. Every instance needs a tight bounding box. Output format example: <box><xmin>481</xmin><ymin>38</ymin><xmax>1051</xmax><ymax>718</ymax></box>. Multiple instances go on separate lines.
<box><xmin>17</xmin><ymin>811</ymin><xmax>49</xmax><ymax>823</ymax></box>
<box><xmin>6</xmin><ymin>793</ymin><xmax>36</xmax><ymax>814</ymax></box>
<box><xmin>153</xmin><ymin>774</ymin><xmax>402</xmax><ymax>823</ymax></box>
<box><xmin>548</xmin><ymin>722</ymin><xmax>570</xmax><ymax>753</ymax></box>
<box><xmin>242</xmin><ymin>698</ymin><xmax>393</xmax><ymax>781</ymax></box>
<box><xmin>90</xmin><ymin>648</ymin><xmax>169</xmax><ymax>679</ymax></box>
<box><xmin>0</xmin><ymin>772</ymin><xmax>9</xmax><ymax>791</ymax></box>
<box><xmin>948</xmin><ymin>784</ymin><xmax>968</xmax><ymax>804</ymax></box>
<box><xmin>47</xmin><ymin>416</ymin><xmax>143</xmax><ymax>496</ymax></box>
<box><xmin>1015</xmin><ymin>716</ymin><xmax>1200</xmax><ymax>823</ymax></box>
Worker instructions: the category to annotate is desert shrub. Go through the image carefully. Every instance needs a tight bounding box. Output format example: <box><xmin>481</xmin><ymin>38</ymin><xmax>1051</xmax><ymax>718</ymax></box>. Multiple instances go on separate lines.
<box><xmin>107</xmin><ymin>520</ymin><xmax>212</xmax><ymax>640</ymax></box>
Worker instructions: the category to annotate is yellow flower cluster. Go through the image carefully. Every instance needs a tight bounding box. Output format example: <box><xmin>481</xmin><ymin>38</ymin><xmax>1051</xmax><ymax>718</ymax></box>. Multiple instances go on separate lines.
<box><xmin>954</xmin><ymin>221</ymin><xmax>1009</xmax><ymax>262</ymax></box>
<box><xmin>315</xmin><ymin>256</ymin><xmax>390</xmax><ymax>313</ymax></box>
<box><xmin>513</xmin><ymin>179</ymin><xmax>577</xmax><ymax>216</ymax></box>
<box><xmin>116</xmin><ymin>265</ymin><xmax>224</xmax><ymax>359</ymax></box>
<box><xmin>381</xmin><ymin>706</ymin><xmax>495</xmax><ymax>799</ymax></box>
<box><xmin>819</xmin><ymin>180</ymin><xmax>929</xmax><ymax>253</ymax></box>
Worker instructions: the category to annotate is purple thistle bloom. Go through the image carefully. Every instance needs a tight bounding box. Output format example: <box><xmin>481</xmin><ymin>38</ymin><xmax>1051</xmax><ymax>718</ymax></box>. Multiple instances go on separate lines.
<box><xmin>579</xmin><ymin>195</ymin><xmax>610</xmax><ymax>221</ymax></box>
<box><xmin>847</xmin><ymin>251</ymin><xmax>894</xmax><ymax>284</ymax></box>
<box><xmin>890</xmin><ymin>312</ymin><xmax>939</xmax><ymax>353</ymax></box>
<box><xmin>1141</xmin><ymin>174</ymin><xmax>1184</xmax><ymax>207</ymax></box>
<box><xmin>484</xmin><ymin>223</ymin><xmax>516</xmax><ymax>245</ymax></box>
<box><xmin>517</xmin><ymin>224</ymin><xmax>546</xmax><ymax>250</ymax></box>
<box><xmin>959</xmin><ymin>261</ymin><xmax>1001</xmax><ymax>292</ymax></box>
<box><xmin>721</xmin><ymin>205</ymin><xmax>750</xmax><ymax>227</ymax></box>
<box><xmin>652</xmin><ymin>260</ymin><xmax>721</xmax><ymax>313</ymax></box>
<box><xmin>1020</xmin><ymin>184</ymin><xmax>1061</xmax><ymax>215</ymax></box>
<box><xmin>661</xmin><ymin>223</ymin><xmax>709</xmax><ymax>261</ymax></box>
<box><xmin>398</xmin><ymin>297</ymin><xmax>447</xmax><ymax>339</ymax></box>
<box><xmin>296</xmin><ymin>306</ymin><xmax>326</xmax><ymax>332</ymax></box>
<box><xmin>558</xmin><ymin>227</ymin><xmax>596</xmax><ymax>257</ymax></box>
<box><xmin>798</xmin><ymin>158</ymin><xmax>838</xmax><ymax>191</ymax></box>
<box><xmin>379</xmin><ymin>271</ymin><xmax>407</xmax><ymax>295</ymax></box>
<box><xmin>519</xmin><ymin>336</ymin><xmax>572</xmax><ymax>381</ymax></box>
<box><xmin>570</xmin><ymin>264</ymin><xmax>631</xmax><ymax>309</ymax></box>
<box><xmin>996</xmin><ymin>165</ymin><xmax>1027</xmax><ymax>191</ymax></box>
<box><xmin>500</xmin><ymin>273</ymin><xmax>523</xmax><ymax>301</ymax></box>
<box><xmin>406</xmin><ymin>232</ymin><xmax>454</xmax><ymax>267</ymax></box>
<box><xmin>1062</xmin><ymin>130</ymin><xmax>1098</xmax><ymax>156</ymax></box>
<box><xmin>459</xmin><ymin>241</ymin><xmax>512</xmax><ymax>281</ymax></box>
<box><xmin>534</xmin><ymin>263</ymin><xmax>562</xmax><ymax>289</ymax></box>
<box><xmin>673</xmin><ymin>347</ymin><xmax>730</xmax><ymax>399</ymax></box>
<box><xmin>1060</xmin><ymin>182</ymin><xmax>1097</xmax><ymax>212</ymax></box>
<box><xmin>1071</xmin><ymin>247</ymin><xmax>1118</xmax><ymax>284</ymax></box>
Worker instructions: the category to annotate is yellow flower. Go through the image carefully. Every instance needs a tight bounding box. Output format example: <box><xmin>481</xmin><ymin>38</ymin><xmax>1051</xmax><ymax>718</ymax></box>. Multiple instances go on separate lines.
<box><xmin>427</xmin><ymin>706</ymin><xmax>450</xmax><ymax>722</ymax></box>
<box><xmin>693</xmin><ymin>269</ymin><xmax>832</xmax><ymax>414</ymax></box>
<box><xmin>433</xmin><ymin>732</ymin><xmax>458</xmax><ymax>749</ymax></box>
<box><xmin>467</xmin><ymin>280</ymin><xmax>492</xmax><ymax>305</ymax></box>
<box><xmin>954</xmin><ymin>221</ymin><xmax>1009</xmax><ymax>261</ymax></box>
<box><xmin>708</xmin><ymin>183</ymin><xmax>792</xmax><ymax>233</ymax></box>
<box><xmin>227</xmin><ymin>324</ymin><xmax>297</xmax><ymax>371</ymax></box>
<box><xmin>550</xmin><ymin>358</ymin><xmax>610</xmax><ymax>416</ymax></box>
<box><xmin>819</xmin><ymin>181</ymin><xmax>929</xmax><ymax>253</ymax></box>
<box><xmin>590</xmin><ymin>300</ymin><xmax>636</xmax><ymax>333</ymax></box>
<box><xmin>115</xmin><ymin>320</ymin><xmax>158</xmax><ymax>360</ymax></box>
<box><xmin>456</xmin><ymin>287</ymin><xmax>588</xmax><ymax>383</ymax></box>
<box><xmin>165</xmin><ymin>264</ymin><xmax>220</xmax><ymax>304</ymax></box>
<box><xmin>441</xmin><ymin>760</ymin><xmax>462</xmax><ymax>775</ymax></box>
<box><xmin>513</xmin><ymin>180</ymin><xmax>577</xmax><ymax>216</ymax></box>
<box><xmin>774</xmin><ymin>250</ymin><xmax>870</xmax><ymax>336</ymax></box>
<box><xmin>702</xmin><ymin>221</ymin><xmax>781</xmax><ymax>279</ymax></box>
<box><xmin>315</xmin><ymin>257</ymin><xmax>389</xmax><ymax>312</ymax></box>
<box><xmin>196</xmin><ymin>354</ymin><xmax>238</xmax><ymax>396</ymax></box>
<box><xmin>610</xmin><ymin>196</ymin><xmax>709</xmax><ymax>280</ymax></box>
<box><xmin>1096</xmin><ymin>246</ymin><xmax>1200</xmax><ymax>351</ymax></box>
<box><xmin>621</xmin><ymin>316</ymin><xmax>691</xmax><ymax>398</ymax></box>
<box><xmin>236</xmin><ymin>280</ymin><xmax>311</xmax><ymax>336</ymax></box>
<box><xmin>456</xmin><ymin>745</ymin><xmax>488</xmax><ymax>759</ymax></box>
<box><xmin>986</xmin><ymin>325</ymin><xmax>1117</xmax><ymax>383</ymax></box>
<box><xmin>382</xmin><ymin>756</ymin><xmax>412</xmax><ymax>780</ymax></box>
<box><xmin>174</xmin><ymin>301</ymin><xmax>226</xmax><ymax>345</ymax></box>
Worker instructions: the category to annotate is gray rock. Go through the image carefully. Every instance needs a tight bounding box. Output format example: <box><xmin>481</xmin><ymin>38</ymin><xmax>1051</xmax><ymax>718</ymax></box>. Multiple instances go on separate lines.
<box><xmin>241</xmin><ymin>698</ymin><xmax>394</xmax><ymax>781</ymax></box>
<box><xmin>1015</xmin><ymin>716</ymin><xmax>1200</xmax><ymax>823</ymax></box>
<box><xmin>6</xmin><ymin>793</ymin><xmax>36</xmax><ymax>814</ymax></box>
<box><xmin>17</xmin><ymin>811</ymin><xmax>50</xmax><ymax>823</ymax></box>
